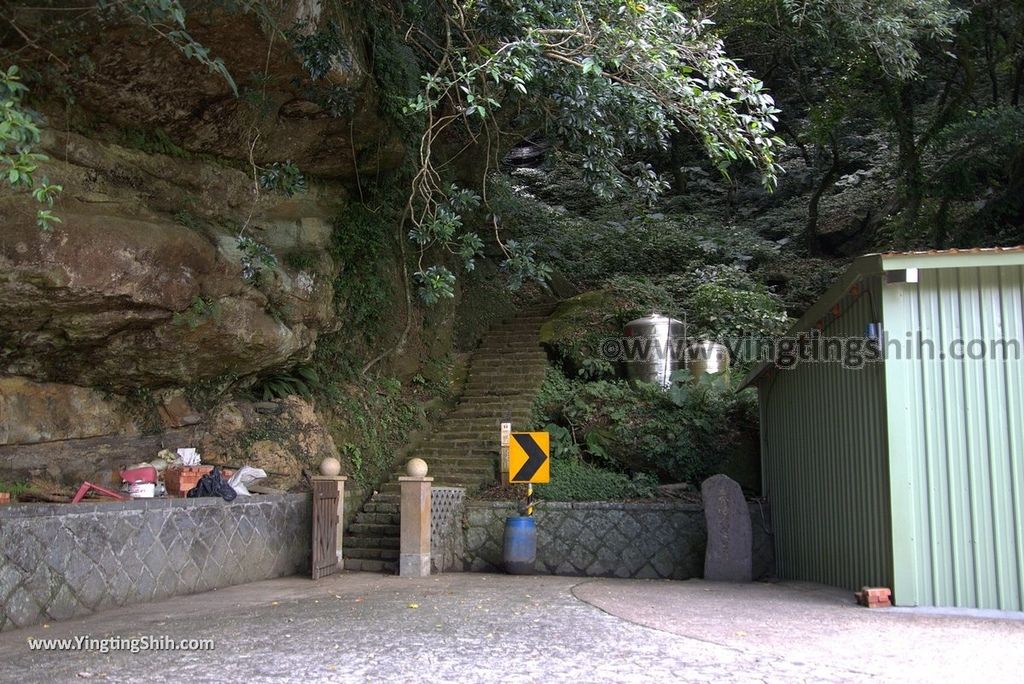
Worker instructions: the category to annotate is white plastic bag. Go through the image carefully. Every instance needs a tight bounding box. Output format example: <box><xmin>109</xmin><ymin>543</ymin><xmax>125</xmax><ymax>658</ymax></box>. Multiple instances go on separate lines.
<box><xmin>228</xmin><ymin>466</ymin><xmax>267</xmax><ymax>496</ymax></box>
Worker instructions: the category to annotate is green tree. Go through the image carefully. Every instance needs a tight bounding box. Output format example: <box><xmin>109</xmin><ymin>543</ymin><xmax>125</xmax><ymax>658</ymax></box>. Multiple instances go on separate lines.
<box><xmin>392</xmin><ymin>0</ymin><xmax>785</xmax><ymax>302</ymax></box>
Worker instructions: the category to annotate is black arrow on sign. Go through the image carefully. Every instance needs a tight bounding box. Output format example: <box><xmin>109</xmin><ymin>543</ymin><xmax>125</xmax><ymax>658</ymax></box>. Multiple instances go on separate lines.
<box><xmin>512</xmin><ymin>433</ymin><xmax>547</xmax><ymax>482</ymax></box>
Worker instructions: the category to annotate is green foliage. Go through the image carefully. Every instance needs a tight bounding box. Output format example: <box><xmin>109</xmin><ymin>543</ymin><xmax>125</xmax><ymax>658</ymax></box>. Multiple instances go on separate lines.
<box><xmin>172</xmin><ymin>296</ymin><xmax>219</xmax><ymax>329</ymax></box>
<box><xmin>0</xmin><ymin>480</ymin><xmax>29</xmax><ymax>496</ymax></box>
<box><xmin>288</xmin><ymin>19</ymin><xmax>352</xmax><ymax>82</ymax></box>
<box><xmin>755</xmin><ymin>257</ymin><xmax>845</xmax><ymax>317</ymax></box>
<box><xmin>502</xmin><ymin>240</ymin><xmax>552</xmax><ymax>291</ymax></box>
<box><xmin>530</xmin><ymin>368</ymin><xmax>576</xmax><ymax>429</ymax></box>
<box><xmin>931</xmin><ymin>109</ymin><xmax>1024</xmax><ymax>201</ymax></box>
<box><xmin>118</xmin><ymin>127</ymin><xmax>191</xmax><ymax>158</ymax></box>
<box><xmin>173</xmin><ymin>210</ymin><xmax>202</xmax><ymax>230</ymax></box>
<box><xmin>685</xmin><ymin>283</ymin><xmax>790</xmax><ymax>339</ymax></box>
<box><xmin>259</xmin><ymin>161</ymin><xmax>307</xmax><ymax>196</ymax></box>
<box><xmin>236</xmin><ymin>235</ymin><xmax>277</xmax><ymax>284</ymax></box>
<box><xmin>405</xmin><ymin>1</ymin><xmax>783</xmax><ymax>192</ymax></box>
<box><xmin>535</xmin><ymin>456</ymin><xmax>658</xmax><ymax>502</ymax></box>
<box><xmin>329</xmin><ymin>377</ymin><xmax>418</xmax><ymax>491</ymax></box>
<box><xmin>252</xmin><ymin>365</ymin><xmax>320</xmax><ymax>401</ymax></box>
<box><xmin>414</xmin><ymin>265</ymin><xmax>457</xmax><ymax>305</ymax></box>
<box><xmin>395</xmin><ymin>0</ymin><xmax>784</xmax><ymax>303</ymax></box>
<box><xmin>329</xmin><ymin>204</ymin><xmax>394</xmax><ymax>340</ymax></box>
<box><xmin>363</xmin><ymin>7</ymin><xmax>422</xmax><ymax>135</ymax></box>
<box><xmin>532</xmin><ymin>369</ymin><xmax>747</xmax><ymax>485</ymax></box>
<box><xmin>283</xmin><ymin>247</ymin><xmax>320</xmax><ymax>272</ymax></box>
<box><xmin>783</xmin><ymin>0</ymin><xmax>965</xmax><ymax>80</ymax></box>
<box><xmin>287</xmin><ymin>19</ymin><xmax>356</xmax><ymax>117</ymax></box>
<box><xmin>1</xmin><ymin>65</ymin><xmax>62</xmax><ymax>230</ymax></box>
<box><xmin>407</xmin><ymin>184</ymin><xmax>486</xmax><ymax>303</ymax></box>
<box><xmin>498</xmin><ymin>172</ymin><xmax>780</xmax><ymax>289</ymax></box>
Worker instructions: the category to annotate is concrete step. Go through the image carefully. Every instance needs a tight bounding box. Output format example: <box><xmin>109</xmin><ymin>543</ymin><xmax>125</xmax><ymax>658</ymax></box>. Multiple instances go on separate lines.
<box><xmin>465</xmin><ymin>374</ymin><xmax>547</xmax><ymax>384</ymax></box>
<box><xmin>348</xmin><ymin>522</ymin><xmax>400</xmax><ymax>537</ymax></box>
<box><xmin>343</xmin><ymin>547</ymin><xmax>399</xmax><ymax>561</ymax></box>
<box><xmin>354</xmin><ymin>511</ymin><xmax>400</xmax><ymax>525</ymax></box>
<box><xmin>344</xmin><ymin>558</ymin><xmax>395</xmax><ymax>573</ymax></box>
<box><xmin>443</xmin><ymin>413</ymin><xmax>533</xmax><ymax>424</ymax></box>
<box><xmin>343</xmin><ymin>303</ymin><xmax>556</xmax><ymax>549</ymax></box>
<box><xmin>344</xmin><ymin>534</ymin><xmax>400</xmax><ymax>550</ymax></box>
<box><xmin>470</xmin><ymin>350</ymin><xmax>548</xmax><ymax>358</ymax></box>
<box><xmin>428</xmin><ymin>466</ymin><xmax>496</xmax><ymax>478</ymax></box>
<box><xmin>363</xmin><ymin>502</ymin><xmax>400</xmax><ymax>514</ymax></box>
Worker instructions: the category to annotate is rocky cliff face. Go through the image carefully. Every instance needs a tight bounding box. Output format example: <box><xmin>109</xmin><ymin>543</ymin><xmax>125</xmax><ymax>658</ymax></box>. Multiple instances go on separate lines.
<box><xmin>0</xmin><ymin>2</ymin><xmax>459</xmax><ymax>486</ymax></box>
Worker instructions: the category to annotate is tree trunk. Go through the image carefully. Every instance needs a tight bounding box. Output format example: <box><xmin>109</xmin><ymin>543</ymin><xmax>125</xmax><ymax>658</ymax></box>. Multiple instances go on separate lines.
<box><xmin>891</xmin><ymin>83</ymin><xmax>924</xmax><ymax>231</ymax></box>
<box><xmin>803</xmin><ymin>136</ymin><xmax>843</xmax><ymax>255</ymax></box>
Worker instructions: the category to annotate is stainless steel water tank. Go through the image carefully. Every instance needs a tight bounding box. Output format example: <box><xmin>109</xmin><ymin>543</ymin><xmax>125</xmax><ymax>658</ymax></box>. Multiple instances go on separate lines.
<box><xmin>623</xmin><ymin>314</ymin><xmax>687</xmax><ymax>388</ymax></box>
<box><xmin>686</xmin><ymin>340</ymin><xmax>731</xmax><ymax>381</ymax></box>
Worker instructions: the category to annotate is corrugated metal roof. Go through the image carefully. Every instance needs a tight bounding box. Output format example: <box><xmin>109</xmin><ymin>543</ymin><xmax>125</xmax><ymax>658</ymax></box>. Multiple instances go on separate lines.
<box><xmin>738</xmin><ymin>247</ymin><xmax>1024</xmax><ymax>389</ymax></box>
<box><xmin>877</xmin><ymin>245</ymin><xmax>1024</xmax><ymax>258</ymax></box>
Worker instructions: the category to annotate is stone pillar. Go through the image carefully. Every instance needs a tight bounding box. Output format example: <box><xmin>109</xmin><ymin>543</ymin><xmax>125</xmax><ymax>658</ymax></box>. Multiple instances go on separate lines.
<box><xmin>311</xmin><ymin>475</ymin><xmax>347</xmax><ymax>569</ymax></box>
<box><xmin>701</xmin><ymin>474</ymin><xmax>752</xmax><ymax>582</ymax></box>
<box><xmin>399</xmin><ymin>459</ymin><xmax>432</xmax><ymax>577</ymax></box>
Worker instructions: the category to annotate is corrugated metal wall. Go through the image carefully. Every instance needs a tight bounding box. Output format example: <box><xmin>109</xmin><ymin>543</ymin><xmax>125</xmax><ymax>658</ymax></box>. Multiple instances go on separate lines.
<box><xmin>883</xmin><ymin>265</ymin><xmax>1024</xmax><ymax>610</ymax></box>
<box><xmin>761</xmin><ymin>277</ymin><xmax>894</xmax><ymax>591</ymax></box>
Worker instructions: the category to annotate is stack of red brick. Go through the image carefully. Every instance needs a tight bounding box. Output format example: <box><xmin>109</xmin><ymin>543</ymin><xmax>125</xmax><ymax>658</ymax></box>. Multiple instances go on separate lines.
<box><xmin>855</xmin><ymin>587</ymin><xmax>892</xmax><ymax>608</ymax></box>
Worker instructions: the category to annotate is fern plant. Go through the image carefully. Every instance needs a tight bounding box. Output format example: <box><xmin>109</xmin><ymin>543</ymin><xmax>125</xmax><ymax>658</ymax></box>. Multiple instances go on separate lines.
<box><xmin>253</xmin><ymin>365</ymin><xmax>320</xmax><ymax>401</ymax></box>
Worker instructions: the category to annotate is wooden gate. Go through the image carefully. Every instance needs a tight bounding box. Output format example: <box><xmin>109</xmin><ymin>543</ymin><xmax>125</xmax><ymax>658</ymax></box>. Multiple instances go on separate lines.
<box><xmin>311</xmin><ymin>479</ymin><xmax>340</xmax><ymax>580</ymax></box>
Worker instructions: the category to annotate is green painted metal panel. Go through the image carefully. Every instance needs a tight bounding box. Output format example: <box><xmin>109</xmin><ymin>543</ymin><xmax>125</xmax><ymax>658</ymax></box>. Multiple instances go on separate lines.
<box><xmin>760</xmin><ymin>278</ymin><xmax>893</xmax><ymax>591</ymax></box>
<box><xmin>882</xmin><ymin>265</ymin><xmax>1024</xmax><ymax>610</ymax></box>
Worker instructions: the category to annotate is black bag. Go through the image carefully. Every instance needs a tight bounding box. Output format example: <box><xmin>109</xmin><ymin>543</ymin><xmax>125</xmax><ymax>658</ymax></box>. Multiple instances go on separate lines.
<box><xmin>186</xmin><ymin>466</ymin><xmax>237</xmax><ymax>501</ymax></box>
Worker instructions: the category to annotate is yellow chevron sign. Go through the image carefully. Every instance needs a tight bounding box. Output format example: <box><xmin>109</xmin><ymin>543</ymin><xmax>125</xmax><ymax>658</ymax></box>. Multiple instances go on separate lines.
<box><xmin>509</xmin><ymin>432</ymin><xmax>550</xmax><ymax>484</ymax></box>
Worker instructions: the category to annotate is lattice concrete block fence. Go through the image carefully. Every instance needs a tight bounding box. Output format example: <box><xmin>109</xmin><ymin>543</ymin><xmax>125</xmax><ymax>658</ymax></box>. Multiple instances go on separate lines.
<box><xmin>0</xmin><ymin>495</ymin><xmax>311</xmax><ymax>631</ymax></box>
<box><xmin>458</xmin><ymin>501</ymin><xmax>775</xmax><ymax>580</ymax></box>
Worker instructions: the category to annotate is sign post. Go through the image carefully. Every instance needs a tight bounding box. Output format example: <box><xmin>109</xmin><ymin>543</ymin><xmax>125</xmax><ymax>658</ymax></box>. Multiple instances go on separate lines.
<box><xmin>509</xmin><ymin>431</ymin><xmax>550</xmax><ymax>517</ymax></box>
<box><xmin>500</xmin><ymin>421</ymin><xmax>512</xmax><ymax>486</ymax></box>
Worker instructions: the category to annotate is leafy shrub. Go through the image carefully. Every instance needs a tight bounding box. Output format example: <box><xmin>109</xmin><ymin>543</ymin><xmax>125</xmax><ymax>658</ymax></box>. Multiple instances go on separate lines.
<box><xmin>662</xmin><ymin>264</ymin><xmax>757</xmax><ymax>299</ymax></box>
<box><xmin>685</xmin><ymin>283</ymin><xmax>790</xmax><ymax>340</ymax></box>
<box><xmin>259</xmin><ymin>161</ymin><xmax>307</xmax><ymax>197</ymax></box>
<box><xmin>535</xmin><ymin>458</ymin><xmax>658</xmax><ymax>501</ymax></box>
<box><xmin>0</xmin><ymin>480</ymin><xmax>28</xmax><ymax>497</ymax></box>
<box><xmin>236</xmin><ymin>236</ymin><xmax>277</xmax><ymax>284</ymax></box>
<box><xmin>930</xmin><ymin>108</ymin><xmax>1024</xmax><ymax>201</ymax></box>
<box><xmin>533</xmin><ymin>371</ymin><xmax>746</xmax><ymax>485</ymax></box>
<box><xmin>329</xmin><ymin>377</ymin><xmax>418</xmax><ymax>490</ymax></box>
<box><xmin>288</xmin><ymin>19</ymin><xmax>352</xmax><ymax>81</ymax></box>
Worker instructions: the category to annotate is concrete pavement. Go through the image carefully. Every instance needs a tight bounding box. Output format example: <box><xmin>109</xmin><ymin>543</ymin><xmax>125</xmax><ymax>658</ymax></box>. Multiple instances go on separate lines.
<box><xmin>1</xmin><ymin>572</ymin><xmax>1022</xmax><ymax>683</ymax></box>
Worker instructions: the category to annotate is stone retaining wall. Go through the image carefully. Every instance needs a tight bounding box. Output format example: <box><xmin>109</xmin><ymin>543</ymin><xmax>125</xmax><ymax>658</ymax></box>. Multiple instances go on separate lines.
<box><xmin>0</xmin><ymin>494</ymin><xmax>310</xmax><ymax>631</ymax></box>
<box><xmin>461</xmin><ymin>500</ymin><xmax>774</xmax><ymax>580</ymax></box>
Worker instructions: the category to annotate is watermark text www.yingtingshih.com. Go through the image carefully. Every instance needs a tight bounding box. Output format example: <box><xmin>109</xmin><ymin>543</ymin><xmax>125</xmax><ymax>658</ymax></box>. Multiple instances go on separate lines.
<box><xmin>599</xmin><ymin>331</ymin><xmax>1023</xmax><ymax>370</ymax></box>
<box><xmin>26</xmin><ymin>634</ymin><xmax>215</xmax><ymax>654</ymax></box>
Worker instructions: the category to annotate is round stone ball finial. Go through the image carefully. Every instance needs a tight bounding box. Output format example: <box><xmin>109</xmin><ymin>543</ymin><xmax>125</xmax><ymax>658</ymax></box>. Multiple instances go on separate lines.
<box><xmin>319</xmin><ymin>456</ymin><xmax>342</xmax><ymax>477</ymax></box>
<box><xmin>406</xmin><ymin>458</ymin><xmax>428</xmax><ymax>478</ymax></box>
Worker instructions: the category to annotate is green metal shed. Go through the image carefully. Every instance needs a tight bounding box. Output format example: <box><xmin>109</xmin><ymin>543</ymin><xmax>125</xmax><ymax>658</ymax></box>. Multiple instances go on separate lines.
<box><xmin>741</xmin><ymin>247</ymin><xmax>1024</xmax><ymax>610</ymax></box>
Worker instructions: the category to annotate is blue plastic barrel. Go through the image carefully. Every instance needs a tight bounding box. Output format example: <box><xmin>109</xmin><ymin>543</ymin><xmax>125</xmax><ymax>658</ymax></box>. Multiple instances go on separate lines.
<box><xmin>503</xmin><ymin>516</ymin><xmax>537</xmax><ymax>574</ymax></box>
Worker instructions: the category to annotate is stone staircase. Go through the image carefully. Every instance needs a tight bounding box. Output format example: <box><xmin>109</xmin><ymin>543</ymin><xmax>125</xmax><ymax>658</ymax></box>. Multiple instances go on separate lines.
<box><xmin>343</xmin><ymin>302</ymin><xmax>555</xmax><ymax>573</ymax></box>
